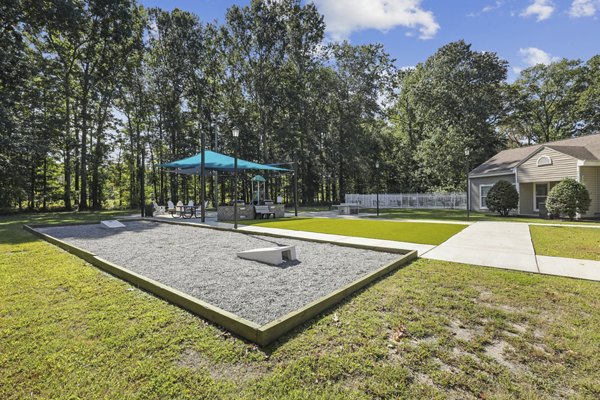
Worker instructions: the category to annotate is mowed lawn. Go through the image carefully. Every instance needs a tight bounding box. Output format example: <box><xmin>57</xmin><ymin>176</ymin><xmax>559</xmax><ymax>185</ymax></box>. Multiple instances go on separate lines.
<box><xmin>366</xmin><ymin>207</ymin><xmax>600</xmax><ymax>225</ymax></box>
<box><xmin>240</xmin><ymin>217</ymin><xmax>466</xmax><ymax>245</ymax></box>
<box><xmin>2</xmin><ymin>212</ymin><xmax>600</xmax><ymax>399</ymax></box>
<box><xmin>530</xmin><ymin>225</ymin><xmax>600</xmax><ymax>261</ymax></box>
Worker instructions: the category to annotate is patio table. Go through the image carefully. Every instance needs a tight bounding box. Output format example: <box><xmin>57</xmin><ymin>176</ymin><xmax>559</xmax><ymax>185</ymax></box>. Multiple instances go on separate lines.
<box><xmin>175</xmin><ymin>205</ymin><xmax>198</xmax><ymax>219</ymax></box>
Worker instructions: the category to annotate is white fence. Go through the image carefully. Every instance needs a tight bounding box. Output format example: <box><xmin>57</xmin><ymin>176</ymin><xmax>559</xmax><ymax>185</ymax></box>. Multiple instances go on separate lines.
<box><xmin>345</xmin><ymin>193</ymin><xmax>467</xmax><ymax>209</ymax></box>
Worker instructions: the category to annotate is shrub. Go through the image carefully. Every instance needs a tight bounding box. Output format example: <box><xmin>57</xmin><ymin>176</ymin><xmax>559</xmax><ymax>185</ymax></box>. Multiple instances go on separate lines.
<box><xmin>546</xmin><ymin>178</ymin><xmax>591</xmax><ymax>220</ymax></box>
<box><xmin>486</xmin><ymin>180</ymin><xmax>519</xmax><ymax>216</ymax></box>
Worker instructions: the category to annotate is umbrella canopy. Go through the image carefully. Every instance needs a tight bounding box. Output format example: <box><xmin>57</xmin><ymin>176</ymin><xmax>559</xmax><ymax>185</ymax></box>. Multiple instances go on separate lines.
<box><xmin>159</xmin><ymin>150</ymin><xmax>291</xmax><ymax>173</ymax></box>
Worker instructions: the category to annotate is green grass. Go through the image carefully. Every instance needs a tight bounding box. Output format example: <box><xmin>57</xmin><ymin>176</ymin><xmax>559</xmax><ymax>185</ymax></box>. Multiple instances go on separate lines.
<box><xmin>530</xmin><ymin>225</ymin><xmax>600</xmax><ymax>261</ymax></box>
<box><xmin>240</xmin><ymin>217</ymin><xmax>465</xmax><ymax>245</ymax></box>
<box><xmin>366</xmin><ymin>208</ymin><xmax>600</xmax><ymax>225</ymax></box>
<box><xmin>2</xmin><ymin>211</ymin><xmax>600</xmax><ymax>399</ymax></box>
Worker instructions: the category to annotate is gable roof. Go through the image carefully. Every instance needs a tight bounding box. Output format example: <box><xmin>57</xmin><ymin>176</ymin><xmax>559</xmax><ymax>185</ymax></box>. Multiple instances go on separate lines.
<box><xmin>470</xmin><ymin>133</ymin><xmax>600</xmax><ymax>176</ymax></box>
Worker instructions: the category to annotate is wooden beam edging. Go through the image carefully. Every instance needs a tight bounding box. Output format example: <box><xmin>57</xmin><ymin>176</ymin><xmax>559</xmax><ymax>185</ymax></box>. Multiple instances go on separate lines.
<box><xmin>23</xmin><ymin>223</ymin><xmax>263</xmax><ymax>342</ymax></box>
<box><xmin>23</xmin><ymin>222</ymin><xmax>417</xmax><ymax>346</ymax></box>
<box><xmin>256</xmin><ymin>249</ymin><xmax>417</xmax><ymax>346</ymax></box>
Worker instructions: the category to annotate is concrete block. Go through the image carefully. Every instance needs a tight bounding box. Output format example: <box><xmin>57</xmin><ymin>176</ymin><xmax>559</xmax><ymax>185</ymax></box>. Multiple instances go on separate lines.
<box><xmin>237</xmin><ymin>245</ymin><xmax>297</xmax><ymax>265</ymax></box>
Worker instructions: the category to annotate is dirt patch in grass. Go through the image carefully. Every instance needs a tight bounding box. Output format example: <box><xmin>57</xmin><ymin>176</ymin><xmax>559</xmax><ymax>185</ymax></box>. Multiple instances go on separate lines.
<box><xmin>449</xmin><ymin>320</ymin><xmax>482</xmax><ymax>342</ymax></box>
<box><xmin>484</xmin><ymin>341</ymin><xmax>522</xmax><ymax>372</ymax></box>
<box><xmin>176</xmin><ymin>348</ymin><xmax>268</xmax><ymax>383</ymax></box>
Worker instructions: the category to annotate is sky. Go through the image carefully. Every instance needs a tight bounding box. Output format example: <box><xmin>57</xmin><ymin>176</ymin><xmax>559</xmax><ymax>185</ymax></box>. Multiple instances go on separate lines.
<box><xmin>140</xmin><ymin>0</ymin><xmax>600</xmax><ymax>80</ymax></box>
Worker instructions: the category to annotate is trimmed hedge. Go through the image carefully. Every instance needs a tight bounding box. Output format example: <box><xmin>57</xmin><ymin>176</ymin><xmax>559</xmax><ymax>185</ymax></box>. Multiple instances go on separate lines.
<box><xmin>486</xmin><ymin>180</ymin><xmax>519</xmax><ymax>216</ymax></box>
<box><xmin>546</xmin><ymin>178</ymin><xmax>591</xmax><ymax>220</ymax></box>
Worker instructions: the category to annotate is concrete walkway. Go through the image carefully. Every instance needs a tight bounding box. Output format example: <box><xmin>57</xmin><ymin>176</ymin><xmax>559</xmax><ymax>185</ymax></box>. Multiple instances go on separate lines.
<box><xmin>422</xmin><ymin>221</ymin><xmax>600</xmax><ymax>281</ymax></box>
<box><xmin>422</xmin><ymin>222</ymin><xmax>538</xmax><ymax>272</ymax></box>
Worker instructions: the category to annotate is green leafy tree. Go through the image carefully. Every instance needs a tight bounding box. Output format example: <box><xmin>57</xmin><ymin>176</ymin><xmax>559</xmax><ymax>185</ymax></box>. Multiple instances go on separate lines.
<box><xmin>392</xmin><ymin>40</ymin><xmax>508</xmax><ymax>191</ymax></box>
<box><xmin>510</xmin><ymin>60</ymin><xmax>585</xmax><ymax>143</ymax></box>
<box><xmin>546</xmin><ymin>178</ymin><xmax>591</xmax><ymax>220</ymax></box>
<box><xmin>485</xmin><ymin>180</ymin><xmax>518</xmax><ymax>216</ymax></box>
<box><xmin>576</xmin><ymin>55</ymin><xmax>600</xmax><ymax>134</ymax></box>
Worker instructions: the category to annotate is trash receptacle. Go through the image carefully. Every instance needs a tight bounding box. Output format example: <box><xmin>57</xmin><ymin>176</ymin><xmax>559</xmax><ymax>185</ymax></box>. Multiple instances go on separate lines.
<box><xmin>144</xmin><ymin>203</ymin><xmax>154</xmax><ymax>217</ymax></box>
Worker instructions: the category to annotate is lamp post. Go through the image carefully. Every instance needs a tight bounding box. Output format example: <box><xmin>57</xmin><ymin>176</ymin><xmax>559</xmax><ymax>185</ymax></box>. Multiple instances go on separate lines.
<box><xmin>375</xmin><ymin>160</ymin><xmax>380</xmax><ymax>217</ymax></box>
<box><xmin>233</xmin><ymin>127</ymin><xmax>239</xmax><ymax>229</ymax></box>
<box><xmin>464</xmin><ymin>147</ymin><xmax>470</xmax><ymax>219</ymax></box>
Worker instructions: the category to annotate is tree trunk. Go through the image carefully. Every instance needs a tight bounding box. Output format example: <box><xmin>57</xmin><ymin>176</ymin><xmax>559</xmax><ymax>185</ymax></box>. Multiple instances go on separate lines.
<box><xmin>79</xmin><ymin>71</ymin><xmax>90</xmax><ymax>210</ymax></box>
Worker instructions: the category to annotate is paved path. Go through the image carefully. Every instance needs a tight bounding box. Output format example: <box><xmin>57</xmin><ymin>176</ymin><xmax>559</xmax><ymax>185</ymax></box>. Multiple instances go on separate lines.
<box><xmin>422</xmin><ymin>222</ymin><xmax>539</xmax><ymax>272</ymax></box>
<box><xmin>423</xmin><ymin>221</ymin><xmax>600</xmax><ymax>281</ymax></box>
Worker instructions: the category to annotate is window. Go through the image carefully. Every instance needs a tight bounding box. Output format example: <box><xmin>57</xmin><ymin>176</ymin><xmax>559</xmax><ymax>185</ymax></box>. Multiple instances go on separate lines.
<box><xmin>536</xmin><ymin>155</ymin><xmax>552</xmax><ymax>166</ymax></box>
<box><xmin>480</xmin><ymin>185</ymin><xmax>493</xmax><ymax>209</ymax></box>
<box><xmin>534</xmin><ymin>183</ymin><xmax>549</xmax><ymax>211</ymax></box>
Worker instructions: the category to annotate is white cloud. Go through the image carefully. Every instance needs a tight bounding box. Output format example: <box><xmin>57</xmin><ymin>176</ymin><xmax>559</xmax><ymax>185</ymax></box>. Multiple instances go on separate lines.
<box><xmin>520</xmin><ymin>0</ymin><xmax>555</xmax><ymax>21</ymax></box>
<box><xmin>519</xmin><ymin>47</ymin><xmax>560</xmax><ymax>66</ymax></box>
<box><xmin>313</xmin><ymin>0</ymin><xmax>440</xmax><ymax>40</ymax></box>
<box><xmin>467</xmin><ymin>1</ymin><xmax>505</xmax><ymax>17</ymax></box>
<box><xmin>569</xmin><ymin>0</ymin><xmax>600</xmax><ymax>17</ymax></box>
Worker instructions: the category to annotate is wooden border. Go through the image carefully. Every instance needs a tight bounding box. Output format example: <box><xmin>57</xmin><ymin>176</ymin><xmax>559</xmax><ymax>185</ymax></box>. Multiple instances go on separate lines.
<box><xmin>24</xmin><ymin>220</ymin><xmax>416</xmax><ymax>346</ymax></box>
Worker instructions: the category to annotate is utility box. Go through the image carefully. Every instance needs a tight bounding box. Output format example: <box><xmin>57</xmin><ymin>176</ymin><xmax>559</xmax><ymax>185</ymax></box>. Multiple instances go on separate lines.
<box><xmin>144</xmin><ymin>204</ymin><xmax>154</xmax><ymax>217</ymax></box>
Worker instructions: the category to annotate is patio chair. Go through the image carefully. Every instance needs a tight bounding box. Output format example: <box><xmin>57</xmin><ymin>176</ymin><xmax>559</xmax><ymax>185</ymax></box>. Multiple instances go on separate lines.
<box><xmin>167</xmin><ymin>200</ymin><xmax>177</xmax><ymax>216</ymax></box>
<box><xmin>188</xmin><ymin>200</ymin><xmax>194</xmax><ymax>207</ymax></box>
<box><xmin>153</xmin><ymin>201</ymin><xmax>166</xmax><ymax>215</ymax></box>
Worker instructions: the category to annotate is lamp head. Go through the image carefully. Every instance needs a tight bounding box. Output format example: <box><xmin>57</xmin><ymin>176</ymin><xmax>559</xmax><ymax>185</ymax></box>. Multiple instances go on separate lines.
<box><xmin>232</xmin><ymin>127</ymin><xmax>239</xmax><ymax>138</ymax></box>
<box><xmin>375</xmin><ymin>161</ymin><xmax>380</xmax><ymax>169</ymax></box>
<box><xmin>464</xmin><ymin>147</ymin><xmax>470</xmax><ymax>156</ymax></box>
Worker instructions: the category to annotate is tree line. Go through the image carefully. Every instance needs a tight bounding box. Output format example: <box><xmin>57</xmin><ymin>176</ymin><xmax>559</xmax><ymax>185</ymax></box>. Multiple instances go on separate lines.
<box><xmin>1</xmin><ymin>0</ymin><xmax>599</xmax><ymax>211</ymax></box>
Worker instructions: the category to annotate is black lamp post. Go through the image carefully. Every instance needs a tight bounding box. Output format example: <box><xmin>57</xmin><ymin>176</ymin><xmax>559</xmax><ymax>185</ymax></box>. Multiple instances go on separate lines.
<box><xmin>464</xmin><ymin>147</ymin><xmax>470</xmax><ymax>219</ymax></box>
<box><xmin>233</xmin><ymin>127</ymin><xmax>240</xmax><ymax>229</ymax></box>
<box><xmin>375</xmin><ymin>160</ymin><xmax>380</xmax><ymax>217</ymax></box>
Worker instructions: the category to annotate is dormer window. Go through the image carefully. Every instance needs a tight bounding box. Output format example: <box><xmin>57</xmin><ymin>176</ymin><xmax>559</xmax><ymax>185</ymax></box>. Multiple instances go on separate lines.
<box><xmin>536</xmin><ymin>155</ymin><xmax>552</xmax><ymax>166</ymax></box>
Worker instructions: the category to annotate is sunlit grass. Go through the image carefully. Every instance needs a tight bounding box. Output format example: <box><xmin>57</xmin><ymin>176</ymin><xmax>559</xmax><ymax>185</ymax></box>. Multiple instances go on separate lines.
<box><xmin>240</xmin><ymin>217</ymin><xmax>465</xmax><ymax>245</ymax></box>
<box><xmin>530</xmin><ymin>225</ymin><xmax>600</xmax><ymax>261</ymax></box>
<box><xmin>1</xmin><ymin>211</ymin><xmax>599</xmax><ymax>399</ymax></box>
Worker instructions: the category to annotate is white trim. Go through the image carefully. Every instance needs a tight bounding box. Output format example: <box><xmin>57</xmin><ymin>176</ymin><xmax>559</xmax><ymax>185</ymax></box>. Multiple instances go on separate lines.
<box><xmin>578</xmin><ymin>160</ymin><xmax>600</xmax><ymax>166</ymax></box>
<box><xmin>536</xmin><ymin>155</ymin><xmax>552</xmax><ymax>166</ymax></box>
<box><xmin>515</xmin><ymin>168</ymin><xmax>520</xmax><ymax>214</ymax></box>
<box><xmin>533</xmin><ymin>182</ymin><xmax>549</xmax><ymax>212</ymax></box>
<box><xmin>479</xmin><ymin>184</ymin><xmax>493</xmax><ymax>210</ymax></box>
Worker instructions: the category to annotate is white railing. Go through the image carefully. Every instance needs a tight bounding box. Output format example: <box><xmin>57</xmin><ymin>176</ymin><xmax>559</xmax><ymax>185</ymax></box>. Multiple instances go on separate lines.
<box><xmin>345</xmin><ymin>193</ymin><xmax>467</xmax><ymax>209</ymax></box>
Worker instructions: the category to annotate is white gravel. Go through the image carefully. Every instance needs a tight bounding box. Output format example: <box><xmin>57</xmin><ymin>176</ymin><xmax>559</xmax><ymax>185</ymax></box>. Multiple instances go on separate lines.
<box><xmin>38</xmin><ymin>220</ymin><xmax>400</xmax><ymax>325</ymax></box>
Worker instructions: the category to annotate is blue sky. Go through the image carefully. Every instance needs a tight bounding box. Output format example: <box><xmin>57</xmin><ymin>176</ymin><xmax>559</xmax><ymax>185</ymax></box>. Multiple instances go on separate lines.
<box><xmin>140</xmin><ymin>0</ymin><xmax>600</xmax><ymax>80</ymax></box>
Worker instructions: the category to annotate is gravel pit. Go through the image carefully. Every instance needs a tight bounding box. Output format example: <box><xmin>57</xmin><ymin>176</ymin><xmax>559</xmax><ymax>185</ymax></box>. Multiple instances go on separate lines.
<box><xmin>38</xmin><ymin>220</ymin><xmax>401</xmax><ymax>325</ymax></box>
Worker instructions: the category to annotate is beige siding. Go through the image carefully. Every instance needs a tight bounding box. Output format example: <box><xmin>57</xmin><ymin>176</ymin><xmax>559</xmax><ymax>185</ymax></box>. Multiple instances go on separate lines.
<box><xmin>517</xmin><ymin>147</ymin><xmax>578</xmax><ymax>183</ymax></box>
<box><xmin>519</xmin><ymin>183</ymin><xmax>533</xmax><ymax>215</ymax></box>
<box><xmin>469</xmin><ymin>174</ymin><xmax>515</xmax><ymax>211</ymax></box>
<box><xmin>580</xmin><ymin>166</ymin><xmax>600</xmax><ymax>216</ymax></box>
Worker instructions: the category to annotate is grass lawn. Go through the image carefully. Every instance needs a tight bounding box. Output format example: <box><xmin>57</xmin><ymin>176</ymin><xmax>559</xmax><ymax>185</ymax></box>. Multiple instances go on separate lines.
<box><xmin>530</xmin><ymin>225</ymin><xmax>600</xmax><ymax>261</ymax></box>
<box><xmin>240</xmin><ymin>217</ymin><xmax>465</xmax><ymax>245</ymax></box>
<box><xmin>2</xmin><ymin>212</ymin><xmax>600</xmax><ymax>399</ymax></box>
<box><xmin>366</xmin><ymin>207</ymin><xmax>600</xmax><ymax>225</ymax></box>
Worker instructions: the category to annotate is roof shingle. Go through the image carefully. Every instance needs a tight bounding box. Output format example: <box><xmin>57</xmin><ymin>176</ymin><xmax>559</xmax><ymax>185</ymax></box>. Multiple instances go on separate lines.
<box><xmin>470</xmin><ymin>133</ymin><xmax>600</xmax><ymax>176</ymax></box>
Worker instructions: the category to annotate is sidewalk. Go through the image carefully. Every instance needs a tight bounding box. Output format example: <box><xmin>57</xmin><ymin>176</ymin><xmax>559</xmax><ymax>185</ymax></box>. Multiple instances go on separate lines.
<box><xmin>422</xmin><ymin>221</ymin><xmax>600</xmax><ymax>281</ymax></box>
<box><xmin>421</xmin><ymin>222</ymin><xmax>538</xmax><ymax>272</ymax></box>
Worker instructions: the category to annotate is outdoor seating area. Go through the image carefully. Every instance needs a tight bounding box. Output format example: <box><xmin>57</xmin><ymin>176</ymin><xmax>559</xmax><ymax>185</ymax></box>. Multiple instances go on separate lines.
<box><xmin>333</xmin><ymin>203</ymin><xmax>361</xmax><ymax>215</ymax></box>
